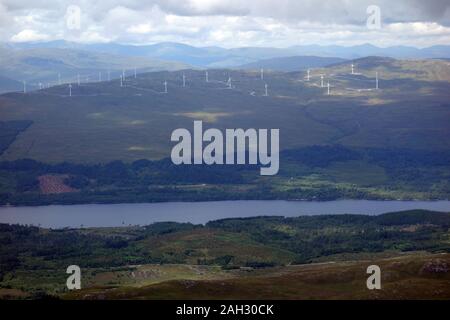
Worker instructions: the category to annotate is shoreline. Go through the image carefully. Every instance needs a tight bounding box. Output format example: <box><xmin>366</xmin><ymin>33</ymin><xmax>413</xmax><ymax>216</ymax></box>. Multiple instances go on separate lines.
<box><xmin>2</xmin><ymin>197</ymin><xmax>449</xmax><ymax>209</ymax></box>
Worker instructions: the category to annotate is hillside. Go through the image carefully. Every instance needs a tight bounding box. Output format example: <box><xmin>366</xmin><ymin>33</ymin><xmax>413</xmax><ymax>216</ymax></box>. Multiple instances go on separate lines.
<box><xmin>0</xmin><ymin>76</ymin><xmax>24</xmax><ymax>94</ymax></box>
<box><xmin>326</xmin><ymin>56</ymin><xmax>450</xmax><ymax>82</ymax></box>
<box><xmin>0</xmin><ymin>46</ymin><xmax>189</xmax><ymax>86</ymax></box>
<box><xmin>0</xmin><ymin>57</ymin><xmax>449</xmax><ymax>164</ymax></box>
<box><xmin>238</xmin><ymin>56</ymin><xmax>346</xmax><ymax>71</ymax></box>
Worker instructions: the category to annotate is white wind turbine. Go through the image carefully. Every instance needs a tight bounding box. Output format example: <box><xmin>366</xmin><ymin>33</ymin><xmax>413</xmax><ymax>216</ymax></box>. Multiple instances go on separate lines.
<box><xmin>375</xmin><ymin>71</ymin><xmax>379</xmax><ymax>90</ymax></box>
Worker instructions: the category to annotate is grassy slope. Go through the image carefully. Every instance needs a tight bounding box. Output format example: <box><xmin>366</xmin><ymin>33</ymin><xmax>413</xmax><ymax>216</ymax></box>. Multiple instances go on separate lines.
<box><xmin>64</xmin><ymin>253</ymin><xmax>450</xmax><ymax>300</ymax></box>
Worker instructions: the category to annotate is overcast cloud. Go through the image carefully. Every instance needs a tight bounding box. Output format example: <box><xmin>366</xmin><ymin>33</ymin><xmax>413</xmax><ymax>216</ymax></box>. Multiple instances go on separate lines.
<box><xmin>1</xmin><ymin>0</ymin><xmax>450</xmax><ymax>47</ymax></box>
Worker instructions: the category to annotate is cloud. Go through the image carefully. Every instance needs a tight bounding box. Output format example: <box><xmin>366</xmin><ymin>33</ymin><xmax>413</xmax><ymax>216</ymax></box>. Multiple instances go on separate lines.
<box><xmin>10</xmin><ymin>29</ymin><xmax>50</xmax><ymax>42</ymax></box>
<box><xmin>0</xmin><ymin>0</ymin><xmax>450</xmax><ymax>47</ymax></box>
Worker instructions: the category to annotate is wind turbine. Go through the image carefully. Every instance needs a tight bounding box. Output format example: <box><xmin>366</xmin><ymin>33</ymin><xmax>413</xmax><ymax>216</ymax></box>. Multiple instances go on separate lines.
<box><xmin>375</xmin><ymin>71</ymin><xmax>379</xmax><ymax>90</ymax></box>
<box><xmin>227</xmin><ymin>77</ymin><xmax>232</xmax><ymax>89</ymax></box>
<box><xmin>307</xmin><ymin>69</ymin><xmax>310</xmax><ymax>81</ymax></box>
<box><xmin>182</xmin><ymin>73</ymin><xmax>186</xmax><ymax>87</ymax></box>
<box><xmin>205</xmin><ymin>70</ymin><xmax>209</xmax><ymax>83</ymax></box>
<box><xmin>120</xmin><ymin>75</ymin><xmax>123</xmax><ymax>87</ymax></box>
<box><xmin>69</xmin><ymin>83</ymin><xmax>72</xmax><ymax>97</ymax></box>
<box><xmin>264</xmin><ymin>83</ymin><xmax>268</xmax><ymax>96</ymax></box>
<box><xmin>164</xmin><ymin>81</ymin><xmax>168</xmax><ymax>93</ymax></box>
<box><xmin>320</xmin><ymin>75</ymin><xmax>324</xmax><ymax>88</ymax></box>
<box><xmin>327</xmin><ymin>82</ymin><xmax>330</xmax><ymax>95</ymax></box>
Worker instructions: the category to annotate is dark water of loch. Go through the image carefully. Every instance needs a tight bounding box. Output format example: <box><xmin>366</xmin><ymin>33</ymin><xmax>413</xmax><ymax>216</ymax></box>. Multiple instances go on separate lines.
<box><xmin>1</xmin><ymin>200</ymin><xmax>449</xmax><ymax>228</ymax></box>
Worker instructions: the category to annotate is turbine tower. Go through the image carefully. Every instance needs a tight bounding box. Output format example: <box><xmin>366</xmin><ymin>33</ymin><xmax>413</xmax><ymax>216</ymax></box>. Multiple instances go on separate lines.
<box><xmin>120</xmin><ymin>75</ymin><xmax>123</xmax><ymax>87</ymax></box>
<box><xmin>264</xmin><ymin>83</ymin><xmax>268</xmax><ymax>96</ymax></box>
<box><xmin>307</xmin><ymin>69</ymin><xmax>310</xmax><ymax>81</ymax></box>
<box><xmin>351</xmin><ymin>64</ymin><xmax>355</xmax><ymax>75</ymax></box>
<box><xmin>69</xmin><ymin>83</ymin><xmax>72</xmax><ymax>97</ymax></box>
<box><xmin>164</xmin><ymin>81</ymin><xmax>168</xmax><ymax>93</ymax></box>
<box><xmin>23</xmin><ymin>81</ymin><xmax>26</xmax><ymax>93</ymax></box>
<box><xmin>375</xmin><ymin>71</ymin><xmax>379</xmax><ymax>90</ymax></box>
<box><xmin>39</xmin><ymin>82</ymin><xmax>42</xmax><ymax>90</ymax></box>
<box><xmin>320</xmin><ymin>75</ymin><xmax>324</xmax><ymax>88</ymax></box>
<box><xmin>261</xmin><ymin>68</ymin><xmax>264</xmax><ymax>80</ymax></box>
<box><xmin>134</xmin><ymin>67</ymin><xmax>137</xmax><ymax>79</ymax></box>
<box><xmin>205</xmin><ymin>70</ymin><xmax>209</xmax><ymax>83</ymax></box>
<box><xmin>327</xmin><ymin>82</ymin><xmax>330</xmax><ymax>95</ymax></box>
<box><xmin>182</xmin><ymin>73</ymin><xmax>186</xmax><ymax>87</ymax></box>
<box><xmin>227</xmin><ymin>77</ymin><xmax>232</xmax><ymax>89</ymax></box>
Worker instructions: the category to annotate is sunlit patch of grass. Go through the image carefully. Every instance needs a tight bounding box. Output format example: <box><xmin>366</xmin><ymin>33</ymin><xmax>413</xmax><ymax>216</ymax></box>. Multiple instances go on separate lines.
<box><xmin>128</xmin><ymin>146</ymin><xmax>149</xmax><ymax>151</ymax></box>
<box><xmin>174</xmin><ymin>112</ymin><xmax>232</xmax><ymax>123</ymax></box>
<box><xmin>364</xmin><ymin>98</ymin><xmax>393</xmax><ymax>105</ymax></box>
<box><xmin>86</xmin><ymin>112</ymin><xmax>106</xmax><ymax>119</ymax></box>
<box><xmin>128</xmin><ymin>120</ymin><xmax>147</xmax><ymax>125</ymax></box>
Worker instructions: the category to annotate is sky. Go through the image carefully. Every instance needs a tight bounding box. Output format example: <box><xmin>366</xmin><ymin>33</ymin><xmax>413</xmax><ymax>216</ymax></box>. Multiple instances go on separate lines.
<box><xmin>1</xmin><ymin>0</ymin><xmax>450</xmax><ymax>48</ymax></box>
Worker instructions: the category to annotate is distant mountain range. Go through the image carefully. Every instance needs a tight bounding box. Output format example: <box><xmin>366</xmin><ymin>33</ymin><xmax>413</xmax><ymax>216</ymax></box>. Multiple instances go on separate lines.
<box><xmin>1</xmin><ymin>40</ymin><xmax>450</xmax><ymax>93</ymax></box>
<box><xmin>7</xmin><ymin>41</ymin><xmax>450</xmax><ymax>67</ymax></box>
